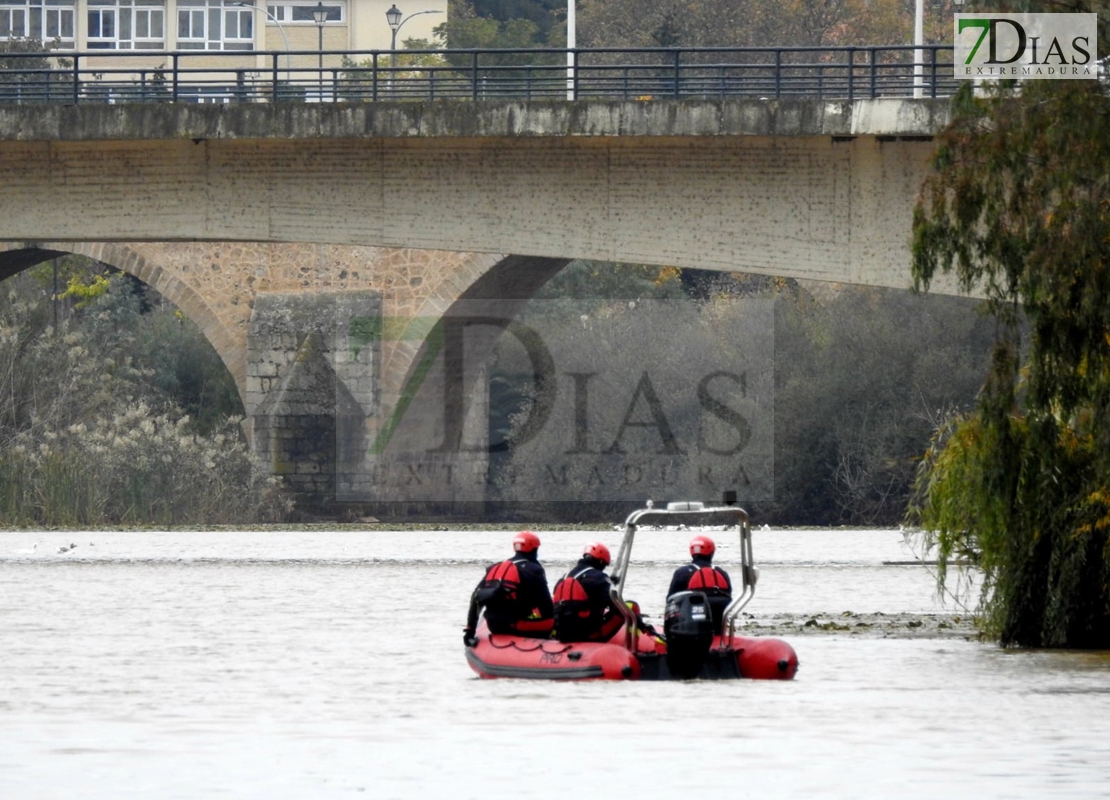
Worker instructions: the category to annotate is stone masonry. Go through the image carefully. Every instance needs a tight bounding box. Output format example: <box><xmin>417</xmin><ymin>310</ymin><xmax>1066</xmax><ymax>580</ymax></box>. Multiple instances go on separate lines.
<box><xmin>0</xmin><ymin>134</ymin><xmax>949</xmax><ymax>293</ymax></box>
<box><xmin>0</xmin><ymin>98</ymin><xmax>966</xmax><ymax>298</ymax></box>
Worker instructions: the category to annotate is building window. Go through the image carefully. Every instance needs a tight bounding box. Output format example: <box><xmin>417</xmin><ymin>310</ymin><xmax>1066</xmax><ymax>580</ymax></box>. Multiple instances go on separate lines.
<box><xmin>0</xmin><ymin>0</ymin><xmax>76</xmax><ymax>49</ymax></box>
<box><xmin>265</xmin><ymin>2</ymin><xmax>342</xmax><ymax>23</ymax></box>
<box><xmin>87</xmin><ymin>0</ymin><xmax>164</xmax><ymax>49</ymax></box>
<box><xmin>176</xmin><ymin>0</ymin><xmax>253</xmax><ymax>50</ymax></box>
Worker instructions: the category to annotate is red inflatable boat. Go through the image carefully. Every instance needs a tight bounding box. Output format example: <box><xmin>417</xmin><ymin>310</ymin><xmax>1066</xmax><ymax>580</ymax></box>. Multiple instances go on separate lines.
<box><xmin>465</xmin><ymin>501</ymin><xmax>798</xmax><ymax>681</ymax></box>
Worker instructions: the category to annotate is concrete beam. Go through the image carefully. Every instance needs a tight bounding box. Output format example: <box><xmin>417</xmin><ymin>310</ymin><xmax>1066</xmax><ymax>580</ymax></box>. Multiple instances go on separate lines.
<box><xmin>0</xmin><ymin>98</ymin><xmax>951</xmax><ymax>142</ymax></box>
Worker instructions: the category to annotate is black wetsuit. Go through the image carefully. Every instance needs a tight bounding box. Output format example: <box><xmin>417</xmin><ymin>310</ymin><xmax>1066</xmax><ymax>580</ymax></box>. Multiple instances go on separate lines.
<box><xmin>466</xmin><ymin>550</ymin><xmax>554</xmax><ymax>638</ymax></box>
<box><xmin>668</xmin><ymin>555</ymin><xmax>733</xmax><ymax>634</ymax></box>
<box><xmin>553</xmin><ymin>556</ymin><xmax>624</xmax><ymax>643</ymax></box>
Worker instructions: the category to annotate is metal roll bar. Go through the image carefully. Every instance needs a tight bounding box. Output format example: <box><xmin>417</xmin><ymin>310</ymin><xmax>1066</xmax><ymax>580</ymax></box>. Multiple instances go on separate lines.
<box><xmin>609</xmin><ymin>499</ymin><xmax>758</xmax><ymax>649</ymax></box>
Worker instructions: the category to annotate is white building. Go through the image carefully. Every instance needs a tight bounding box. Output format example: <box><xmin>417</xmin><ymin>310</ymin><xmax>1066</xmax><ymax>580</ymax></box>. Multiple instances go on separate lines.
<box><xmin>1</xmin><ymin>0</ymin><xmax>447</xmax><ymax>97</ymax></box>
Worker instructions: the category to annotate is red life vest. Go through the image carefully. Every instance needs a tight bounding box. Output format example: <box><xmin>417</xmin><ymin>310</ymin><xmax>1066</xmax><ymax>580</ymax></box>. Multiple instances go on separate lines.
<box><xmin>554</xmin><ymin>567</ymin><xmax>622</xmax><ymax>642</ymax></box>
<box><xmin>479</xmin><ymin>559</ymin><xmax>553</xmax><ymax>635</ymax></box>
<box><xmin>553</xmin><ymin>567</ymin><xmax>591</xmax><ymax>619</ymax></box>
<box><xmin>687</xmin><ymin>566</ymin><xmax>729</xmax><ymax>593</ymax></box>
<box><xmin>481</xmin><ymin>559</ymin><xmax>522</xmax><ymax>602</ymax></box>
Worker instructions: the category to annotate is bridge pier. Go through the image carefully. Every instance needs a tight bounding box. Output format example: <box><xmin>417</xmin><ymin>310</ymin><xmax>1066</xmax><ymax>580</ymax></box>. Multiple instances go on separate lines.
<box><xmin>244</xmin><ymin>289</ymin><xmax>497</xmax><ymax>516</ymax></box>
<box><xmin>246</xmin><ymin>291</ymin><xmax>378</xmax><ymax>507</ymax></box>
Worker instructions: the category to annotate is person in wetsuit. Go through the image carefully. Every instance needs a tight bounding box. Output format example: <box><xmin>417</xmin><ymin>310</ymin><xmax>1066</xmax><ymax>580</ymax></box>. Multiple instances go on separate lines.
<box><xmin>464</xmin><ymin>531</ymin><xmax>554</xmax><ymax>646</ymax></box>
<box><xmin>667</xmin><ymin>535</ymin><xmax>733</xmax><ymax>634</ymax></box>
<box><xmin>552</xmin><ymin>542</ymin><xmax>625</xmax><ymax>643</ymax></box>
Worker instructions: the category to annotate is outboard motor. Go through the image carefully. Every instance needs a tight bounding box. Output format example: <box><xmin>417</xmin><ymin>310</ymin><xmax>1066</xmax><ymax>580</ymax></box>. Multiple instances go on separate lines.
<box><xmin>663</xmin><ymin>591</ymin><xmax>715</xmax><ymax>679</ymax></box>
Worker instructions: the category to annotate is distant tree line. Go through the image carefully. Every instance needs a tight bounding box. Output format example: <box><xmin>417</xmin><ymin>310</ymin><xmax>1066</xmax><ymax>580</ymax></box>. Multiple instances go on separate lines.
<box><xmin>484</xmin><ymin>261</ymin><xmax>996</xmax><ymax>526</ymax></box>
<box><xmin>431</xmin><ymin>0</ymin><xmax>959</xmax><ymax>50</ymax></box>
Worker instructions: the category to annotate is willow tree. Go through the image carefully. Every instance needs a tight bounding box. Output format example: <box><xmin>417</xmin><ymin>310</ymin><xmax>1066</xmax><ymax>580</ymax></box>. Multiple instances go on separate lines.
<box><xmin>909</xmin><ymin>55</ymin><xmax>1110</xmax><ymax>647</ymax></box>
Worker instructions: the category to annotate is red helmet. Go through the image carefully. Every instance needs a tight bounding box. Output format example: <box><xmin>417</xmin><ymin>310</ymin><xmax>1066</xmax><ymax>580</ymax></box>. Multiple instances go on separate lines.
<box><xmin>584</xmin><ymin>542</ymin><xmax>611</xmax><ymax>566</ymax></box>
<box><xmin>690</xmin><ymin>535</ymin><xmax>716</xmax><ymax>558</ymax></box>
<box><xmin>513</xmin><ymin>531</ymin><xmax>540</xmax><ymax>553</ymax></box>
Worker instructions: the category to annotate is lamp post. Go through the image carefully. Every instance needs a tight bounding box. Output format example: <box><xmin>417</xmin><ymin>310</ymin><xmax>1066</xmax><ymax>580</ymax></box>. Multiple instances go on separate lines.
<box><xmin>312</xmin><ymin>1</ymin><xmax>327</xmax><ymax>100</ymax></box>
<box><xmin>566</xmin><ymin>0</ymin><xmax>575</xmax><ymax>100</ymax></box>
<box><xmin>913</xmin><ymin>0</ymin><xmax>924</xmax><ymax>98</ymax></box>
<box><xmin>386</xmin><ymin>4</ymin><xmax>402</xmax><ymax>60</ymax></box>
<box><xmin>385</xmin><ymin>5</ymin><xmax>443</xmax><ymax>93</ymax></box>
<box><xmin>232</xmin><ymin>2</ymin><xmax>291</xmax><ymax>85</ymax></box>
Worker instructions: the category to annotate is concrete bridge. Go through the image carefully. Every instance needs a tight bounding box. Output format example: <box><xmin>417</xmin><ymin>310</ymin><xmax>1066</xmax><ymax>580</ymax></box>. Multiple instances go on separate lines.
<box><xmin>0</xmin><ymin>97</ymin><xmax>957</xmax><ymax>513</ymax></box>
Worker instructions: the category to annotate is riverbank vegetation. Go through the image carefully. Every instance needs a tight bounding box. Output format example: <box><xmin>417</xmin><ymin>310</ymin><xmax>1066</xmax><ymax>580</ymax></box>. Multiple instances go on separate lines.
<box><xmin>0</xmin><ymin>260</ymin><xmax>291</xmax><ymax>526</ymax></box>
<box><xmin>910</xmin><ymin>65</ymin><xmax>1110</xmax><ymax>648</ymax></box>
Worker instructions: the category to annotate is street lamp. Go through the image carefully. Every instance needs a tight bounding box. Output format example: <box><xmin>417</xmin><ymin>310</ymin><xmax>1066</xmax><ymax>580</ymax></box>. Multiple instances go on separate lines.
<box><xmin>232</xmin><ymin>2</ymin><xmax>291</xmax><ymax>84</ymax></box>
<box><xmin>312</xmin><ymin>1</ymin><xmax>328</xmax><ymax>100</ymax></box>
<box><xmin>385</xmin><ymin>5</ymin><xmax>443</xmax><ymax>73</ymax></box>
<box><xmin>913</xmin><ymin>0</ymin><xmax>924</xmax><ymax>98</ymax></box>
<box><xmin>566</xmin><ymin>0</ymin><xmax>575</xmax><ymax>100</ymax></box>
<box><xmin>386</xmin><ymin>3</ymin><xmax>403</xmax><ymax>52</ymax></box>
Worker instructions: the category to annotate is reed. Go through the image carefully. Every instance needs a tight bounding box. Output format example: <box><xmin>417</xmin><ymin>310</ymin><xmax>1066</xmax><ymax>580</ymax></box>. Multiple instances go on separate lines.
<box><xmin>0</xmin><ymin>406</ymin><xmax>290</xmax><ymax>526</ymax></box>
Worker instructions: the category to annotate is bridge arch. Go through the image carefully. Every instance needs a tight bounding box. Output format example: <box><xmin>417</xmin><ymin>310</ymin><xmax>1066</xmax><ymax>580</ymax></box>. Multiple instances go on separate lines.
<box><xmin>0</xmin><ymin>241</ymin><xmax>551</xmax><ymax>411</ymax></box>
<box><xmin>0</xmin><ymin>241</ymin><xmax>244</xmax><ymax>396</ymax></box>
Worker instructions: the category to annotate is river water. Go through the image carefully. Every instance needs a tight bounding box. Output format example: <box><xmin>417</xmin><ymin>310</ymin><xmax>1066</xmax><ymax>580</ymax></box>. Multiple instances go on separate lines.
<box><xmin>2</xmin><ymin>527</ymin><xmax>1109</xmax><ymax>799</ymax></box>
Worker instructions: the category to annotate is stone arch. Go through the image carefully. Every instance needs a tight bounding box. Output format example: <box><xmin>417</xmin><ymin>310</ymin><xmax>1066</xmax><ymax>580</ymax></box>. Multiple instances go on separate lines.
<box><xmin>377</xmin><ymin>254</ymin><xmax>570</xmax><ymax>443</ymax></box>
<box><xmin>380</xmin><ymin>254</ymin><xmax>570</xmax><ymax>398</ymax></box>
<box><xmin>0</xmin><ymin>241</ymin><xmax>245</xmax><ymax>402</ymax></box>
<box><xmin>0</xmin><ymin>242</ymin><xmax>518</xmax><ymax>417</ymax></box>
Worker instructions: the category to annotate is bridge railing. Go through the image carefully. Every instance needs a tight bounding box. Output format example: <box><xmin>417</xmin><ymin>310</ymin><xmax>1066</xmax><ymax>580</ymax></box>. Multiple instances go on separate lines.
<box><xmin>0</xmin><ymin>45</ymin><xmax>958</xmax><ymax>105</ymax></box>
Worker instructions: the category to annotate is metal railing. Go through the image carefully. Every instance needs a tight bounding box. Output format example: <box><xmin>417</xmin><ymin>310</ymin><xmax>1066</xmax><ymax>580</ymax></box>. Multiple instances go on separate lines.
<box><xmin>0</xmin><ymin>45</ymin><xmax>959</xmax><ymax>105</ymax></box>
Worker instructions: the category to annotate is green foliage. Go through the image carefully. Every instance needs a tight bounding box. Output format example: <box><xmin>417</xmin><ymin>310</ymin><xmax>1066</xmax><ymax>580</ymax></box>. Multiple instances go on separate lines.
<box><xmin>486</xmin><ymin>261</ymin><xmax>688</xmax><ymax>512</ymax></box>
<box><xmin>339</xmin><ymin>46</ymin><xmax>449</xmax><ymax>100</ymax></box>
<box><xmin>472</xmin><ymin>0</ymin><xmax>563</xmax><ymax>41</ymax></box>
<box><xmin>136</xmin><ymin>306</ymin><xmax>244</xmax><ymax>435</ymax></box>
<box><xmin>651</xmin><ymin>10</ymin><xmax>682</xmax><ymax>48</ymax></box>
<box><xmin>909</xmin><ymin>43</ymin><xmax>1110</xmax><ymax>647</ymax></box>
<box><xmin>533</xmin><ymin>260</ymin><xmax>687</xmax><ymax>301</ymax></box>
<box><xmin>437</xmin><ymin>0</ymin><xmax>564</xmax><ymax>58</ymax></box>
<box><xmin>58</xmin><ymin>271</ymin><xmax>111</xmax><ymax>308</ymax></box>
<box><xmin>0</xmin><ymin>37</ymin><xmax>52</xmax><ymax>66</ymax></box>
<box><xmin>0</xmin><ymin>35</ymin><xmax>73</xmax><ymax>97</ymax></box>
<box><xmin>765</xmin><ymin>286</ymin><xmax>994</xmax><ymax>525</ymax></box>
<box><xmin>0</xmin><ymin>405</ymin><xmax>288</xmax><ymax>526</ymax></box>
<box><xmin>487</xmin><ymin>289</ymin><xmax>767</xmax><ymax>519</ymax></box>
<box><xmin>435</xmin><ymin>15</ymin><xmax>561</xmax><ymax>72</ymax></box>
<box><xmin>343</xmin><ymin>1</ymin><xmax>563</xmax><ymax>93</ymax></box>
<box><xmin>342</xmin><ymin>47</ymin><xmax>446</xmax><ymax>73</ymax></box>
<box><xmin>910</xmin><ymin>365</ymin><xmax>1110</xmax><ymax>646</ymax></box>
<box><xmin>25</xmin><ymin>254</ymin><xmax>105</xmax><ymax>298</ymax></box>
